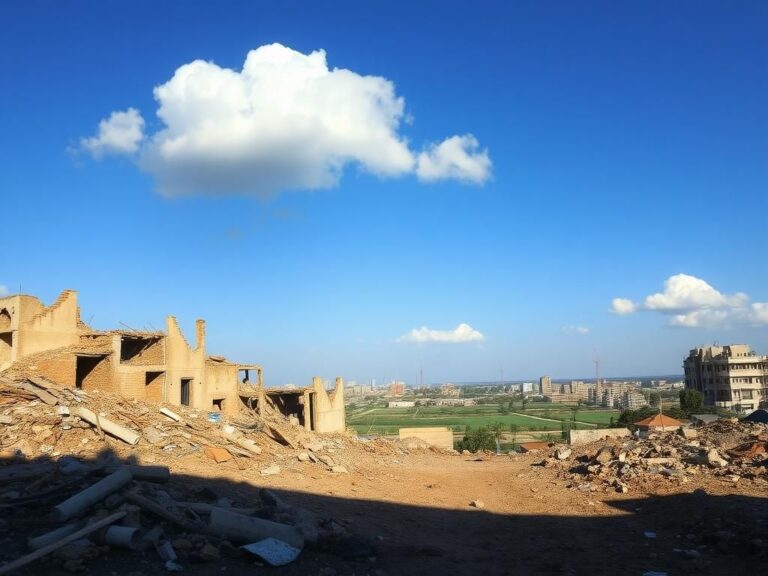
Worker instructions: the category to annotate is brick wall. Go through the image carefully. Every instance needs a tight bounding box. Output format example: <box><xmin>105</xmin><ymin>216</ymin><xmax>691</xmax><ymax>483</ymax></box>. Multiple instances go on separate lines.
<box><xmin>79</xmin><ymin>357</ymin><xmax>113</xmax><ymax>392</ymax></box>
<box><xmin>37</xmin><ymin>355</ymin><xmax>76</xmax><ymax>388</ymax></box>
<box><xmin>119</xmin><ymin>371</ymin><xmax>146</xmax><ymax>399</ymax></box>
<box><xmin>120</xmin><ymin>337</ymin><xmax>164</xmax><ymax>365</ymax></box>
<box><xmin>145</xmin><ymin>372</ymin><xmax>165</xmax><ymax>403</ymax></box>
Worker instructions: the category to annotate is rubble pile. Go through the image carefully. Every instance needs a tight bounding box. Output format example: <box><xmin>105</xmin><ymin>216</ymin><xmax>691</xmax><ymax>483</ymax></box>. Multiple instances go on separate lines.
<box><xmin>0</xmin><ymin>455</ymin><xmax>360</xmax><ymax>573</ymax></box>
<box><xmin>0</xmin><ymin>375</ymin><xmax>360</xmax><ymax>473</ymax></box>
<box><xmin>0</xmin><ymin>375</ymin><xmax>377</xmax><ymax>573</ymax></box>
<box><xmin>549</xmin><ymin>420</ymin><xmax>768</xmax><ymax>494</ymax></box>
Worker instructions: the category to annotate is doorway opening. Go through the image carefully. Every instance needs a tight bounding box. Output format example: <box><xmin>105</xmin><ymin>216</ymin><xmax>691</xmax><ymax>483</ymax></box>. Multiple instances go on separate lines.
<box><xmin>180</xmin><ymin>378</ymin><xmax>192</xmax><ymax>406</ymax></box>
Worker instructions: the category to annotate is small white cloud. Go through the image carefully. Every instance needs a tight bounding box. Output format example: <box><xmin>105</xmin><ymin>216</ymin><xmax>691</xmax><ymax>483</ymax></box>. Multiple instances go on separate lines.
<box><xmin>416</xmin><ymin>134</ymin><xmax>491</xmax><ymax>184</ymax></box>
<box><xmin>397</xmin><ymin>323</ymin><xmax>485</xmax><ymax>344</ymax></box>
<box><xmin>0</xmin><ymin>285</ymin><xmax>8</xmax><ymax>297</ymax></box>
<box><xmin>612</xmin><ymin>273</ymin><xmax>767</xmax><ymax>328</ymax></box>
<box><xmin>562</xmin><ymin>325</ymin><xmax>590</xmax><ymax>334</ymax></box>
<box><xmin>80</xmin><ymin>108</ymin><xmax>145</xmax><ymax>158</ymax></box>
<box><xmin>77</xmin><ymin>44</ymin><xmax>490</xmax><ymax>196</ymax></box>
<box><xmin>611</xmin><ymin>298</ymin><xmax>638</xmax><ymax>315</ymax></box>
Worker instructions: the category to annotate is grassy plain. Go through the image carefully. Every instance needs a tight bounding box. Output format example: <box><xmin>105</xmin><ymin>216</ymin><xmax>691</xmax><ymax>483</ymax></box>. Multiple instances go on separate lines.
<box><xmin>346</xmin><ymin>402</ymin><xmax>620</xmax><ymax>436</ymax></box>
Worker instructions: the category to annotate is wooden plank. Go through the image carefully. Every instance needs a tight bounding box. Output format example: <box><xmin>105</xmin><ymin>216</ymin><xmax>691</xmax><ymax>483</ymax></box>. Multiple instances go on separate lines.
<box><xmin>16</xmin><ymin>382</ymin><xmax>58</xmax><ymax>406</ymax></box>
<box><xmin>0</xmin><ymin>511</ymin><xmax>127</xmax><ymax>575</ymax></box>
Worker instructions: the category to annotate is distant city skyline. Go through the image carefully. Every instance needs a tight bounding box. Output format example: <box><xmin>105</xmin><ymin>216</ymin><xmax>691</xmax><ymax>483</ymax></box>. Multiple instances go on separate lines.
<box><xmin>1</xmin><ymin>2</ymin><xmax>766</xmax><ymax>385</ymax></box>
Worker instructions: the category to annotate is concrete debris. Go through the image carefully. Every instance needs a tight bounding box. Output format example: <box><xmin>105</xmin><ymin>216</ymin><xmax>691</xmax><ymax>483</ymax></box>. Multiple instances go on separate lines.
<box><xmin>0</xmin><ymin>376</ymin><xmax>368</xmax><ymax>574</ymax></box>
<box><xmin>241</xmin><ymin>537</ymin><xmax>302</xmax><ymax>566</ymax></box>
<box><xmin>551</xmin><ymin>419</ymin><xmax>768</xmax><ymax>493</ymax></box>
<box><xmin>204</xmin><ymin>447</ymin><xmax>233</xmax><ymax>464</ymax></box>
<box><xmin>554</xmin><ymin>447</ymin><xmax>572</xmax><ymax>460</ymax></box>
<box><xmin>259</xmin><ymin>464</ymin><xmax>281</xmax><ymax>476</ymax></box>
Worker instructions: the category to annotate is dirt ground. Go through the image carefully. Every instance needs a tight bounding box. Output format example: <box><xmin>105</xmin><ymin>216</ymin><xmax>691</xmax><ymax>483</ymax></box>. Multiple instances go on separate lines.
<box><xmin>8</xmin><ymin>440</ymin><xmax>759</xmax><ymax>576</ymax></box>
<box><xmin>1</xmin><ymin>380</ymin><xmax>766</xmax><ymax>576</ymax></box>
<box><xmin>178</xmin><ymin>447</ymin><xmax>768</xmax><ymax>576</ymax></box>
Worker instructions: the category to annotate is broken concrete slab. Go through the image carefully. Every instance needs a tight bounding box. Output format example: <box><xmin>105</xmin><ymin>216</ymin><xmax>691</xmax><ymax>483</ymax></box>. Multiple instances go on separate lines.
<box><xmin>203</xmin><ymin>447</ymin><xmax>233</xmax><ymax>464</ymax></box>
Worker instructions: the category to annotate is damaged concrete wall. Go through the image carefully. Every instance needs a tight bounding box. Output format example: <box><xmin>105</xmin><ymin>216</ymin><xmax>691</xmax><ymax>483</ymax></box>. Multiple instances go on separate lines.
<box><xmin>204</xmin><ymin>362</ymin><xmax>241</xmax><ymax>417</ymax></box>
<box><xmin>312</xmin><ymin>377</ymin><xmax>346</xmax><ymax>433</ymax></box>
<box><xmin>568</xmin><ymin>428</ymin><xmax>631</xmax><ymax>446</ymax></box>
<box><xmin>165</xmin><ymin>316</ymin><xmax>205</xmax><ymax>408</ymax></box>
<box><xmin>0</xmin><ymin>292</ymin><xmax>83</xmax><ymax>369</ymax></box>
<box><xmin>1</xmin><ymin>290</ymin><xmax>337</xmax><ymax>428</ymax></box>
<box><xmin>17</xmin><ymin>291</ymin><xmax>82</xmax><ymax>359</ymax></box>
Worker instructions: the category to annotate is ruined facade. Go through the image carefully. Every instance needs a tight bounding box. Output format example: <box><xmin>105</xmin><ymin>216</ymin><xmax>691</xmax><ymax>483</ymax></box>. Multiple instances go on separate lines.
<box><xmin>684</xmin><ymin>344</ymin><xmax>768</xmax><ymax>413</ymax></box>
<box><xmin>0</xmin><ymin>290</ymin><xmax>346</xmax><ymax>432</ymax></box>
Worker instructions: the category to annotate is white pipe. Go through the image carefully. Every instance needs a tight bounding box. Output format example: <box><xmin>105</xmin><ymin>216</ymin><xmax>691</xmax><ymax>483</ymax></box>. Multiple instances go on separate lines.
<box><xmin>52</xmin><ymin>468</ymin><xmax>133</xmax><ymax>523</ymax></box>
<box><xmin>159</xmin><ymin>407</ymin><xmax>182</xmax><ymax>422</ymax></box>
<box><xmin>208</xmin><ymin>508</ymin><xmax>303</xmax><ymax>550</ymax></box>
<box><xmin>76</xmin><ymin>407</ymin><xmax>140</xmax><ymax>445</ymax></box>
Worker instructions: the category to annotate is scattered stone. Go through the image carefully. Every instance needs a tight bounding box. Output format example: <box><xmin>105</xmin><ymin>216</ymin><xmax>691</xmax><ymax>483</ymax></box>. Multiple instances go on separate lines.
<box><xmin>680</xmin><ymin>427</ymin><xmax>698</xmax><ymax>439</ymax></box>
<box><xmin>171</xmin><ymin>538</ymin><xmax>193</xmax><ymax>551</ymax></box>
<box><xmin>318</xmin><ymin>454</ymin><xmax>335</xmax><ymax>467</ymax></box>
<box><xmin>684</xmin><ymin>549</ymin><xmax>701</xmax><ymax>559</ymax></box>
<box><xmin>143</xmin><ymin>426</ymin><xmax>166</xmax><ymax>445</ymax></box>
<box><xmin>204</xmin><ymin>447</ymin><xmax>233</xmax><ymax>463</ymax></box>
<box><xmin>555</xmin><ymin>447</ymin><xmax>572</xmax><ymax>460</ymax></box>
<box><xmin>297</xmin><ymin>452</ymin><xmax>310</xmax><ymax>462</ymax></box>
<box><xmin>331</xmin><ymin>466</ymin><xmax>348</xmax><ymax>474</ymax></box>
<box><xmin>260</xmin><ymin>464</ymin><xmax>281</xmax><ymax>476</ymax></box>
<box><xmin>704</xmin><ymin>449</ymin><xmax>728</xmax><ymax>468</ymax></box>
<box><xmin>197</xmin><ymin>542</ymin><xmax>220</xmax><ymax>561</ymax></box>
<box><xmin>470</xmin><ymin>500</ymin><xmax>485</xmax><ymax>508</ymax></box>
<box><xmin>594</xmin><ymin>446</ymin><xmax>613</xmax><ymax>464</ymax></box>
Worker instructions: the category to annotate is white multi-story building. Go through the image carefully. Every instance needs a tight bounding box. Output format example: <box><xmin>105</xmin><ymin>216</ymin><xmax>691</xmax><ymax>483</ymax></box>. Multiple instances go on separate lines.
<box><xmin>683</xmin><ymin>344</ymin><xmax>767</xmax><ymax>413</ymax></box>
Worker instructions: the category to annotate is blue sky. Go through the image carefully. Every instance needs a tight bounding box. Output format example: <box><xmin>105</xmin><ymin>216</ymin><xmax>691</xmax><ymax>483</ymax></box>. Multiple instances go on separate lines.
<box><xmin>1</xmin><ymin>1</ymin><xmax>766</xmax><ymax>385</ymax></box>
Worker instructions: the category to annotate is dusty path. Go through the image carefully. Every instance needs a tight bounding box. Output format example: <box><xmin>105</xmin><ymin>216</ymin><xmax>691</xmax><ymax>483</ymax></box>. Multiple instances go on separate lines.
<box><xmin>162</xmin><ymin>444</ymin><xmax>767</xmax><ymax>576</ymax></box>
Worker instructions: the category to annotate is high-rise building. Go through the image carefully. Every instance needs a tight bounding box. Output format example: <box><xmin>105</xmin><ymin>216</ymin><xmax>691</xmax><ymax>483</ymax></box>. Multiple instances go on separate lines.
<box><xmin>388</xmin><ymin>380</ymin><xmax>405</xmax><ymax>396</ymax></box>
<box><xmin>539</xmin><ymin>375</ymin><xmax>552</xmax><ymax>395</ymax></box>
<box><xmin>683</xmin><ymin>344</ymin><xmax>767</xmax><ymax>413</ymax></box>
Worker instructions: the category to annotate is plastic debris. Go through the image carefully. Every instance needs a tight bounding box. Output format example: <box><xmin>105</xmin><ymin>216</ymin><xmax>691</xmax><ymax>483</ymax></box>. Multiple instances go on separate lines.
<box><xmin>241</xmin><ymin>538</ymin><xmax>302</xmax><ymax>566</ymax></box>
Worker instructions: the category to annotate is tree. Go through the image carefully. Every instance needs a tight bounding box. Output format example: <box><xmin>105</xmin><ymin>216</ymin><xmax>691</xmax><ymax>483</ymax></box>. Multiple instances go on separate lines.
<box><xmin>679</xmin><ymin>389</ymin><xmax>704</xmax><ymax>415</ymax></box>
<box><xmin>648</xmin><ymin>392</ymin><xmax>661</xmax><ymax>408</ymax></box>
<box><xmin>456</xmin><ymin>425</ymin><xmax>496</xmax><ymax>452</ymax></box>
<box><xmin>491</xmin><ymin>422</ymin><xmax>505</xmax><ymax>454</ymax></box>
<box><xmin>521</xmin><ymin>398</ymin><xmax>529</xmax><ymax>411</ymax></box>
<box><xmin>509</xmin><ymin>424</ymin><xmax>520</xmax><ymax>447</ymax></box>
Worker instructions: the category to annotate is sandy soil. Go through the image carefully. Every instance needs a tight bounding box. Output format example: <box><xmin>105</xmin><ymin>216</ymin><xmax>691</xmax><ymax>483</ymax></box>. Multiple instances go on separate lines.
<box><xmin>125</xmin><ymin>442</ymin><xmax>767</xmax><ymax>576</ymax></box>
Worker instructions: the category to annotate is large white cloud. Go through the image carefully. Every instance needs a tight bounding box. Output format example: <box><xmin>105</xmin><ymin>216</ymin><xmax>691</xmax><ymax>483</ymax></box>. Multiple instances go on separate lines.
<box><xmin>79</xmin><ymin>108</ymin><xmax>145</xmax><ymax>157</ymax></box>
<box><xmin>643</xmin><ymin>274</ymin><xmax>748</xmax><ymax>311</ymax></box>
<box><xmin>397</xmin><ymin>323</ymin><xmax>485</xmax><ymax>344</ymax></box>
<box><xmin>612</xmin><ymin>274</ymin><xmax>767</xmax><ymax>327</ymax></box>
<box><xmin>79</xmin><ymin>44</ymin><xmax>491</xmax><ymax>196</ymax></box>
<box><xmin>416</xmin><ymin>135</ymin><xmax>491</xmax><ymax>184</ymax></box>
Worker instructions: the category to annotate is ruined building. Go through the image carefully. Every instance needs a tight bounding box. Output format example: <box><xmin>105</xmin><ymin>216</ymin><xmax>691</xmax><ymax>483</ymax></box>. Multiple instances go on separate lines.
<box><xmin>684</xmin><ymin>344</ymin><xmax>767</xmax><ymax>413</ymax></box>
<box><xmin>0</xmin><ymin>289</ymin><xmax>345</xmax><ymax>432</ymax></box>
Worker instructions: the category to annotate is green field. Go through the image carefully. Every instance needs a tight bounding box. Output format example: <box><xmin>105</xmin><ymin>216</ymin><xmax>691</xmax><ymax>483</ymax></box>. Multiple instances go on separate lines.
<box><xmin>345</xmin><ymin>403</ymin><xmax>618</xmax><ymax>436</ymax></box>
